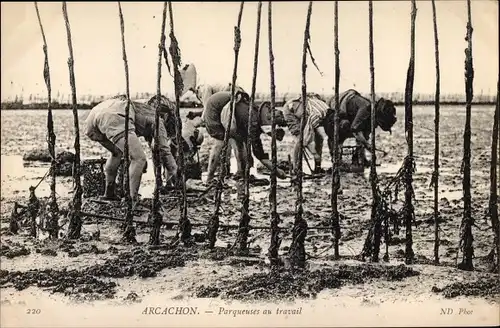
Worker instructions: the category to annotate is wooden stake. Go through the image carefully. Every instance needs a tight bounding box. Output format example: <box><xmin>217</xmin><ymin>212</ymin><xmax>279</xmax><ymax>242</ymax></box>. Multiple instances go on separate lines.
<box><xmin>149</xmin><ymin>2</ymin><xmax>168</xmax><ymax>246</ymax></box>
<box><xmin>34</xmin><ymin>1</ymin><xmax>59</xmax><ymax>239</ymax></box>
<box><xmin>117</xmin><ymin>2</ymin><xmax>135</xmax><ymax>242</ymax></box>
<box><xmin>330</xmin><ymin>0</ymin><xmax>341</xmax><ymax>260</ymax></box>
<box><xmin>267</xmin><ymin>1</ymin><xmax>282</xmax><ymax>266</ymax></box>
<box><xmin>403</xmin><ymin>0</ymin><xmax>417</xmax><ymax>264</ymax></box>
<box><xmin>431</xmin><ymin>0</ymin><xmax>441</xmax><ymax>264</ymax></box>
<box><xmin>236</xmin><ymin>1</ymin><xmax>262</xmax><ymax>253</ymax></box>
<box><xmin>167</xmin><ymin>1</ymin><xmax>192</xmax><ymax>244</ymax></box>
<box><xmin>207</xmin><ymin>1</ymin><xmax>245</xmax><ymax>249</ymax></box>
<box><xmin>62</xmin><ymin>2</ymin><xmax>83</xmax><ymax>239</ymax></box>
<box><xmin>368</xmin><ymin>0</ymin><xmax>382</xmax><ymax>263</ymax></box>
<box><xmin>288</xmin><ymin>1</ymin><xmax>313</xmax><ymax>269</ymax></box>
<box><xmin>490</xmin><ymin>79</ymin><xmax>500</xmax><ymax>273</ymax></box>
<box><xmin>458</xmin><ymin>0</ymin><xmax>474</xmax><ymax>271</ymax></box>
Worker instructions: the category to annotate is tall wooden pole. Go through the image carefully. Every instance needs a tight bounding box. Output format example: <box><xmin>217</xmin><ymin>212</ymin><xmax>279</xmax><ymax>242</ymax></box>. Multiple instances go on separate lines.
<box><xmin>330</xmin><ymin>0</ymin><xmax>341</xmax><ymax>260</ymax></box>
<box><xmin>236</xmin><ymin>1</ymin><xmax>262</xmax><ymax>253</ymax></box>
<box><xmin>149</xmin><ymin>2</ymin><xmax>168</xmax><ymax>246</ymax></box>
<box><xmin>168</xmin><ymin>1</ymin><xmax>192</xmax><ymax>243</ymax></box>
<box><xmin>288</xmin><ymin>1</ymin><xmax>313</xmax><ymax>269</ymax></box>
<box><xmin>117</xmin><ymin>2</ymin><xmax>135</xmax><ymax>242</ymax></box>
<box><xmin>63</xmin><ymin>2</ymin><xmax>83</xmax><ymax>240</ymax></box>
<box><xmin>368</xmin><ymin>0</ymin><xmax>382</xmax><ymax>263</ymax></box>
<box><xmin>403</xmin><ymin>0</ymin><xmax>417</xmax><ymax>264</ymax></box>
<box><xmin>267</xmin><ymin>1</ymin><xmax>281</xmax><ymax>265</ymax></box>
<box><xmin>431</xmin><ymin>0</ymin><xmax>441</xmax><ymax>264</ymax></box>
<box><xmin>34</xmin><ymin>2</ymin><xmax>59</xmax><ymax>239</ymax></box>
<box><xmin>458</xmin><ymin>0</ymin><xmax>474</xmax><ymax>271</ymax></box>
<box><xmin>489</xmin><ymin>80</ymin><xmax>499</xmax><ymax>273</ymax></box>
<box><xmin>207</xmin><ymin>2</ymin><xmax>245</xmax><ymax>249</ymax></box>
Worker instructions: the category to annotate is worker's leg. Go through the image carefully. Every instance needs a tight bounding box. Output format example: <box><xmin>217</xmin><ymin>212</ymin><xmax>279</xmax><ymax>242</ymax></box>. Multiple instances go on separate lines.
<box><xmin>230</xmin><ymin>138</ymin><xmax>247</xmax><ymax>180</ymax></box>
<box><xmin>313</xmin><ymin>132</ymin><xmax>324</xmax><ymax>173</ymax></box>
<box><xmin>206</xmin><ymin>138</ymin><xmax>225</xmax><ymax>184</ymax></box>
<box><xmin>114</xmin><ymin>133</ymin><xmax>147</xmax><ymax>201</ymax></box>
<box><xmin>292</xmin><ymin>137</ymin><xmax>302</xmax><ymax>173</ymax></box>
<box><xmin>103</xmin><ymin>150</ymin><xmax>122</xmax><ymax>200</ymax></box>
<box><xmin>225</xmin><ymin>142</ymin><xmax>232</xmax><ymax>177</ymax></box>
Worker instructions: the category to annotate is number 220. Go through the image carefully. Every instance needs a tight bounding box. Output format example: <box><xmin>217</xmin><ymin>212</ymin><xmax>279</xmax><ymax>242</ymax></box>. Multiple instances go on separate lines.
<box><xmin>26</xmin><ymin>309</ymin><xmax>41</xmax><ymax>314</ymax></box>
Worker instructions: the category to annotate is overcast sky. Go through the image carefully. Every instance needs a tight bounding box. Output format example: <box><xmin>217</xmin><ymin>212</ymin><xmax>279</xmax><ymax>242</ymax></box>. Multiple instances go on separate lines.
<box><xmin>1</xmin><ymin>1</ymin><xmax>498</xmax><ymax>101</ymax></box>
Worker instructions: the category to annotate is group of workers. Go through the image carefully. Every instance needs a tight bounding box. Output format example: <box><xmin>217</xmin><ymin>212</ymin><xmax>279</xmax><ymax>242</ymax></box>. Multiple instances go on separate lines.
<box><xmin>84</xmin><ymin>63</ymin><xmax>397</xmax><ymax>205</ymax></box>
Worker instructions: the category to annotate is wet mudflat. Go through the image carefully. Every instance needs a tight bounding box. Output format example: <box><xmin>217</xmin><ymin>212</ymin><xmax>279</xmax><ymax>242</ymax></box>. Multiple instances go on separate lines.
<box><xmin>1</xmin><ymin>106</ymin><xmax>499</xmax><ymax>308</ymax></box>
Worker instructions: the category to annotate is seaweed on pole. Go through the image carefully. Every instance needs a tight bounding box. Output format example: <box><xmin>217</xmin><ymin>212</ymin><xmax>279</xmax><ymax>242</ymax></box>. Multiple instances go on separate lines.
<box><xmin>149</xmin><ymin>2</ymin><xmax>168</xmax><ymax>246</ymax></box>
<box><xmin>488</xmin><ymin>79</ymin><xmax>499</xmax><ymax>273</ymax></box>
<box><xmin>235</xmin><ymin>1</ymin><xmax>262</xmax><ymax>254</ymax></box>
<box><xmin>207</xmin><ymin>2</ymin><xmax>245</xmax><ymax>249</ymax></box>
<box><xmin>403</xmin><ymin>0</ymin><xmax>417</xmax><ymax>265</ymax></box>
<box><xmin>34</xmin><ymin>1</ymin><xmax>59</xmax><ymax>239</ymax></box>
<box><xmin>329</xmin><ymin>0</ymin><xmax>341</xmax><ymax>260</ymax></box>
<box><xmin>368</xmin><ymin>0</ymin><xmax>382</xmax><ymax>263</ymax></box>
<box><xmin>458</xmin><ymin>0</ymin><xmax>474</xmax><ymax>271</ymax></box>
<box><xmin>430</xmin><ymin>0</ymin><xmax>441</xmax><ymax>264</ymax></box>
<box><xmin>267</xmin><ymin>1</ymin><xmax>282</xmax><ymax>267</ymax></box>
<box><xmin>167</xmin><ymin>1</ymin><xmax>192</xmax><ymax>244</ymax></box>
<box><xmin>359</xmin><ymin>0</ymin><xmax>383</xmax><ymax>262</ymax></box>
<box><xmin>28</xmin><ymin>186</ymin><xmax>41</xmax><ymax>238</ymax></box>
<box><xmin>117</xmin><ymin>2</ymin><xmax>136</xmax><ymax>243</ymax></box>
<box><xmin>9</xmin><ymin>203</ymin><xmax>20</xmax><ymax>235</ymax></box>
<box><xmin>287</xmin><ymin>1</ymin><xmax>313</xmax><ymax>269</ymax></box>
<box><xmin>62</xmin><ymin>2</ymin><xmax>83</xmax><ymax>240</ymax></box>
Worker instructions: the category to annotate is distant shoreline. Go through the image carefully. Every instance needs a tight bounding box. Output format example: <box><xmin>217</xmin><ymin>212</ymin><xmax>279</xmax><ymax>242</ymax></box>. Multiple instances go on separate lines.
<box><xmin>0</xmin><ymin>100</ymin><xmax>496</xmax><ymax>111</ymax></box>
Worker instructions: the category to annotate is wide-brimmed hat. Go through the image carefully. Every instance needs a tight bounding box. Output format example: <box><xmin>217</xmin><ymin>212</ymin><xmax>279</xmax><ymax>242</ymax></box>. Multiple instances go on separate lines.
<box><xmin>147</xmin><ymin>95</ymin><xmax>176</xmax><ymax>115</ymax></box>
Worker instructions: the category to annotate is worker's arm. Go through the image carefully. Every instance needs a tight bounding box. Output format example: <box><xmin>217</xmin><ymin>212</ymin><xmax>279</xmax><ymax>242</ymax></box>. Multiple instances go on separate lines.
<box><xmin>315</xmin><ymin>125</ymin><xmax>328</xmax><ymax>140</ymax></box>
<box><xmin>155</xmin><ymin>120</ymin><xmax>178</xmax><ymax>182</ymax></box>
<box><xmin>309</xmin><ymin>106</ymin><xmax>329</xmax><ymax>140</ymax></box>
<box><xmin>250</xmin><ymin>126</ymin><xmax>287</xmax><ymax>179</ymax></box>
<box><xmin>98</xmin><ymin>138</ymin><xmax>123</xmax><ymax>157</ymax></box>
<box><xmin>353</xmin><ymin>131</ymin><xmax>372</xmax><ymax>151</ymax></box>
<box><xmin>351</xmin><ymin>105</ymin><xmax>372</xmax><ymax>151</ymax></box>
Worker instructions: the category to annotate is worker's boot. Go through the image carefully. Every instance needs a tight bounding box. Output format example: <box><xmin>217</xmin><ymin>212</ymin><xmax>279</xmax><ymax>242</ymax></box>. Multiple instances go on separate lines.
<box><xmin>313</xmin><ymin>159</ymin><xmax>325</xmax><ymax>175</ymax></box>
<box><xmin>103</xmin><ymin>182</ymin><xmax>120</xmax><ymax>201</ymax></box>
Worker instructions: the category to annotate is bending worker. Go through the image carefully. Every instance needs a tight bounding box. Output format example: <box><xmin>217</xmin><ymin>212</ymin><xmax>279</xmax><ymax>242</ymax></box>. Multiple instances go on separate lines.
<box><xmin>203</xmin><ymin>90</ymin><xmax>288</xmax><ymax>185</ymax></box>
<box><xmin>179</xmin><ymin>63</ymin><xmax>247</xmax><ymax>177</ymax></box>
<box><xmin>282</xmin><ymin>93</ymin><xmax>331</xmax><ymax>174</ymax></box>
<box><xmin>324</xmin><ymin>89</ymin><xmax>397</xmax><ymax>166</ymax></box>
<box><xmin>85</xmin><ymin>95</ymin><xmax>178</xmax><ymax>204</ymax></box>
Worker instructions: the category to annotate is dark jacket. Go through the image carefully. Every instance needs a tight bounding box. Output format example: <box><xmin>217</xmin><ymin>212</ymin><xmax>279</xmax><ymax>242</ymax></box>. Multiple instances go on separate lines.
<box><xmin>204</xmin><ymin>91</ymin><xmax>269</xmax><ymax>161</ymax></box>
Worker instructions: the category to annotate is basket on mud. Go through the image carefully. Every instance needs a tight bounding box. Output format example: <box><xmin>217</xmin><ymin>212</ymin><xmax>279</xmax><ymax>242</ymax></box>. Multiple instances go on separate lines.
<box><xmin>81</xmin><ymin>155</ymin><xmax>202</xmax><ymax>198</ymax></box>
<box><xmin>340</xmin><ymin>145</ymin><xmax>366</xmax><ymax>173</ymax></box>
<box><xmin>184</xmin><ymin>151</ymin><xmax>202</xmax><ymax>180</ymax></box>
<box><xmin>82</xmin><ymin>158</ymin><xmax>124</xmax><ymax>198</ymax></box>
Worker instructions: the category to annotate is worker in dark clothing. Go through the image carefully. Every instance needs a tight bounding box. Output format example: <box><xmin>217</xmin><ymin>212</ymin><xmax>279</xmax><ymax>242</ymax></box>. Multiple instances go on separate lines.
<box><xmin>324</xmin><ymin>89</ymin><xmax>397</xmax><ymax>165</ymax></box>
<box><xmin>203</xmin><ymin>90</ymin><xmax>288</xmax><ymax>184</ymax></box>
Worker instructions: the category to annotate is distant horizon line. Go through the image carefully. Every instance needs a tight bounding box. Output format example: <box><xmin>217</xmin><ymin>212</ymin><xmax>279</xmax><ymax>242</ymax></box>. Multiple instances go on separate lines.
<box><xmin>1</xmin><ymin>90</ymin><xmax>497</xmax><ymax>104</ymax></box>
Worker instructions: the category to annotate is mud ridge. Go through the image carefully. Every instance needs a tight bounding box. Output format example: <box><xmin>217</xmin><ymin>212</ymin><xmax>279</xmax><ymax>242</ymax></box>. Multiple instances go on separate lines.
<box><xmin>432</xmin><ymin>278</ymin><xmax>500</xmax><ymax>300</ymax></box>
<box><xmin>84</xmin><ymin>247</ymin><xmax>189</xmax><ymax>278</ymax></box>
<box><xmin>1</xmin><ymin>242</ymin><xmax>31</xmax><ymax>259</ymax></box>
<box><xmin>0</xmin><ymin>246</ymin><xmax>195</xmax><ymax>299</ymax></box>
<box><xmin>0</xmin><ymin>268</ymin><xmax>117</xmax><ymax>300</ymax></box>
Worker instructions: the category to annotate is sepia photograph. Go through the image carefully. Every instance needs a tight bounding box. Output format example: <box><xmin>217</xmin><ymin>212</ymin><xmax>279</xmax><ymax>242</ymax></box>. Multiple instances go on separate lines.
<box><xmin>1</xmin><ymin>1</ymin><xmax>499</xmax><ymax>327</ymax></box>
